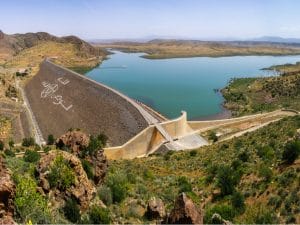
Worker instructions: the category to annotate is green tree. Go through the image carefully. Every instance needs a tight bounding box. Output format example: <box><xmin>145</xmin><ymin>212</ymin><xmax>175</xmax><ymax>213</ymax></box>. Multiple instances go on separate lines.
<box><xmin>282</xmin><ymin>140</ymin><xmax>300</xmax><ymax>164</ymax></box>
<box><xmin>47</xmin><ymin>134</ymin><xmax>55</xmax><ymax>145</ymax></box>
<box><xmin>22</xmin><ymin>137</ymin><xmax>35</xmax><ymax>147</ymax></box>
<box><xmin>0</xmin><ymin>140</ymin><xmax>4</xmax><ymax>150</ymax></box>
<box><xmin>23</xmin><ymin>150</ymin><xmax>40</xmax><ymax>163</ymax></box>
<box><xmin>8</xmin><ymin>140</ymin><xmax>14</xmax><ymax>148</ymax></box>
<box><xmin>216</xmin><ymin>165</ymin><xmax>236</xmax><ymax>196</ymax></box>
<box><xmin>177</xmin><ymin>176</ymin><xmax>192</xmax><ymax>193</ymax></box>
<box><xmin>47</xmin><ymin>154</ymin><xmax>75</xmax><ymax>190</ymax></box>
<box><xmin>208</xmin><ymin>131</ymin><xmax>218</xmax><ymax>142</ymax></box>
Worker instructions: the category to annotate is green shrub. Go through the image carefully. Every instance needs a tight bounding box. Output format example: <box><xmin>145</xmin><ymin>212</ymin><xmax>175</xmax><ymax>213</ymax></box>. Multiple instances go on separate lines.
<box><xmin>277</xmin><ymin>168</ymin><xmax>297</xmax><ymax>187</ymax></box>
<box><xmin>0</xmin><ymin>140</ymin><xmax>4</xmax><ymax>150</ymax></box>
<box><xmin>47</xmin><ymin>134</ymin><xmax>55</xmax><ymax>145</ymax></box>
<box><xmin>88</xmin><ymin>205</ymin><xmax>111</xmax><ymax>224</ymax></box>
<box><xmin>256</xmin><ymin>145</ymin><xmax>274</xmax><ymax>161</ymax></box>
<box><xmin>22</xmin><ymin>137</ymin><xmax>35</xmax><ymax>147</ymax></box>
<box><xmin>204</xmin><ymin>204</ymin><xmax>235</xmax><ymax>224</ymax></box>
<box><xmin>98</xmin><ymin>185</ymin><xmax>113</xmax><ymax>206</ymax></box>
<box><xmin>4</xmin><ymin>149</ymin><xmax>15</xmax><ymax>157</ymax></box>
<box><xmin>216</xmin><ymin>165</ymin><xmax>237</xmax><ymax>196</ymax></box>
<box><xmin>63</xmin><ymin>198</ymin><xmax>80</xmax><ymax>223</ymax></box>
<box><xmin>8</xmin><ymin>140</ymin><xmax>14</xmax><ymax>148</ymax></box>
<box><xmin>81</xmin><ymin>134</ymin><xmax>107</xmax><ymax>157</ymax></box>
<box><xmin>14</xmin><ymin>176</ymin><xmax>51</xmax><ymax>224</ymax></box>
<box><xmin>258</xmin><ymin>165</ymin><xmax>273</xmax><ymax>182</ymax></box>
<box><xmin>189</xmin><ymin>150</ymin><xmax>197</xmax><ymax>157</ymax></box>
<box><xmin>238</xmin><ymin>151</ymin><xmax>249</xmax><ymax>162</ymax></box>
<box><xmin>268</xmin><ymin>195</ymin><xmax>282</xmax><ymax>209</ymax></box>
<box><xmin>177</xmin><ymin>176</ymin><xmax>192</xmax><ymax>193</ymax></box>
<box><xmin>282</xmin><ymin>140</ymin><xmax>300</xmax><ymax>164</ymax></box>
<box><xmin>82</xmin><ymin>159</ymin><xmax>94</xmax><ymax>180</ymax></box>
<box><xmin>231</xmin><ymin>192</ymin><xmax>245</xmax><ymax>213</ymax></box>
<box><xmin>208</xmin><ymin>131</ymin><xmax>218</xmax><ymax>142</ymax></box>
<box><xmin>47</xmin><ymin>154</ymin><xmax>75</xmax><ymax>190</ymax></box>
<box><xmin>106</xmin><ymin>172</ymin><xmax>128</xmax><ymax>203</ymax></box>
<box><xmin>23</xmin><ymin>150</ymin><xmax>40</xmax><ymax>163</ymax></box>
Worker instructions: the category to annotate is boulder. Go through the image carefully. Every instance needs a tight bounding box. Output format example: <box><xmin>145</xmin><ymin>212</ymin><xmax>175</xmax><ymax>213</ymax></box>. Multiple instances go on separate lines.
<box><xmin>146</xmin><ymin>197</ymin><xmax>166</xmax><ymax>220</ymax></box>
<box><xmin>36</xmin><ymin>150</ymin><xmax>96</xmax><ymax>210</ymax></box>
<box><xmin>0</xmin><ymin>157</ymin><xmax>16</xmax><ymax>225</ymax></box>
<box><xmin>165</xmin><ymin>193</ymin><xmax>203</xmax><ymax>224</ymax></box>
<box><xmin>55</xmin><ymin>130</ymin><xmax>89</xmax><ymax>155</ymax></box>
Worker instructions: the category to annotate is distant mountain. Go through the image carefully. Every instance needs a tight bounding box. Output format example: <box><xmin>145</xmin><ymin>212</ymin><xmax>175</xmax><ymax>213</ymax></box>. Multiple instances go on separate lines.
<box><xmin>249</xmin><ymin>36</ymin><xmax>300</xmax><ymax>44</ymax></box>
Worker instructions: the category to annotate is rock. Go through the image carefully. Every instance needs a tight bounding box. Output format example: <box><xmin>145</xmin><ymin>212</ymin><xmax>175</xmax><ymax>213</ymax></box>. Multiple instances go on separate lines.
<box><xmin>36</xmin><ymin>150</ymin><xmax>96</xmax><ymax>210</ymax></box>
<box><xmin>146</xmin><ymin>197</ymin><xmax>166</xmax><ymax>220</ymax></box>
<box><xmin>165</xmin><ymin>193</ymin><xmax>203</xmax><ymax>224</ymax></box>
<box><xmin>211</xmin><ymin>213</ymin><xmax>232</xmax><ymax>225</ymax></box>
<box><xmin>0</xmin><ymin>156</ymin><xmax>16</xmax><ymax>225</ymax></box>
<box><xmin>56</xmin><ymin>130</ymin><xmax>89</xmax><ymax>155</ymax></box>
<box><xmin>86</xmin><ymin>149</ymin><xmax>108</xmax><ymax>185</ymax></box>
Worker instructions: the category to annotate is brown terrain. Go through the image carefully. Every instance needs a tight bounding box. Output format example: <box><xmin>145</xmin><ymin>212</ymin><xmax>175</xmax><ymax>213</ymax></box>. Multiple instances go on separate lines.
<box><xmin>97</xmin><ymin>39</ymin><xmax>300</xmax><ymax>59</ymax></box>
<box><xmin>24</xmin><ymin>60</ymin><xmax>148</xmax><ymax>146</ymax></box>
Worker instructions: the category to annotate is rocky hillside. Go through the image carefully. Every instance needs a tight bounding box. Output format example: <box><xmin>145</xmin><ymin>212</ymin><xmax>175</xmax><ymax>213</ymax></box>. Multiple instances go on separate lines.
<box><xmin>0</xmin><ymin>30</ymin><xmax>106</xmax><ymax>62</ymax></box>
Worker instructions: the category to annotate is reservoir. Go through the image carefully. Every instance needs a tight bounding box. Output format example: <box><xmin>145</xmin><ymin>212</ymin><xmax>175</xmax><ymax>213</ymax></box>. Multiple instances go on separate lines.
<box><xmin>86</xmin><ymin>51</ymin><xmax>300</xmax><ymax>120</ymax></box>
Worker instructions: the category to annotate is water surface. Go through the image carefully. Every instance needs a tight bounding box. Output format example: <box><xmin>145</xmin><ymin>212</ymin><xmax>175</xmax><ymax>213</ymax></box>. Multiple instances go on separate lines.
<box><xmin>86</xmin><ymin>51</ymin><xmax>300</xmax><ymax>119</ymax></box>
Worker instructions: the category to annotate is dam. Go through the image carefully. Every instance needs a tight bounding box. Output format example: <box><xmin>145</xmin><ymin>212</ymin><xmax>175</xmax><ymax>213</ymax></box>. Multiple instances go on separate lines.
<box><xmin>23</xmin><ymin>60</ymin><xmax>298</xmax><ymax>159</ymax></box>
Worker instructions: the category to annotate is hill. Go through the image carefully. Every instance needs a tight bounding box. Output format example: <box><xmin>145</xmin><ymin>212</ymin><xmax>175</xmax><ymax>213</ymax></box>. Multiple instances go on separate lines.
<box><xmin>222</xmin><ymin>64</ymin><xmax>300</xmax><ymax>116</ymax></box>
<box><xmin>96</xmin><ymin>39</ymin><xmax>300</xmax><ymax>59</ymax></box>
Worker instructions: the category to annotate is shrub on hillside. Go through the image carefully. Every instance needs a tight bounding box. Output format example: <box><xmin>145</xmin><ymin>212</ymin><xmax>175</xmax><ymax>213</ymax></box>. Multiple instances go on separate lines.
<box><xmin>231</xmin><ymin>192</ymin><xmax>245</xmax><ymax>213</ymax></box>
<box><xmin>177</xmin><ymin>176</ymin><xmax>192</xmax><ymax>193</ymax></box>
<box><xmin>63</xmin><ymin>198</ymin><xmax>80</xmax><ymax>223</ymax></box>
<box><xmin>216</xmin><ymin>165</ymin><xmax>237</xmax><ymax>196</ymax></box>
<box><xmin>98</xmin><ymin>185</ymin><xmax>113</xmax><ymax>206</ymax></box>
<box><xmin>22</xmin><ymin>137</ymin><xmax>35</xmax><ymax>147</ymax></box>
<box><xmin>204</xmin><ymin>204</ymin><xmax>235</xmax><ymax>224</ymax></box>
<box><xmin>0</xmin><ymin>140</ymin><xmax>4</xmax><ymax>150</ymax></box>
<box><xmin>81</xmin><ymin>159</ymin><xmax>94</xmax><ymax>180</ymax></box>
<box><xmin>282</xmin><ymin>140</ymin><xmax>300</xmax><ymax>164</ymax></box>
<box><xmin>106</xmin><ymin>172</ymin><xmax>128</xmax><ymax>203</ymax></box>
<box><xmin>47</xmin><ymin>155</ymin><xmax>75</xmax><ymax>190</ymax></box>
<box><xmin>4</xmin><ymin>149</ymin><xmax>15</xmax><ymax>157</ymax></box>
<box><xmin>23</xmin><ymin>150</ymin><xmax>40</xmax><ymax>163</ymax></box>
<box><xmin>8</xmin><ymin>140</ymin><xmax>14</xmax><ymax>148</ymax></box>
<box><xmin>88</xmin><ymin>205</ymin><xmax>111</xmax><ymax>224</ymax></box>
<box><xmin>47</xmin><ymin>134</ymin><xmax>55</xmax><ymax>145</ymax></box>
<box><xmin>14</xmin><ymin>176</ymin><xmax>51</xmax><ymax>224</ymax></box>
<box><xmin>208</xmin><ymin>131</ymin><xmax>218</xmax><ymax>142</ymax></box>
<box><xmin>258</xmin><ymin>165</ymin><xmax>273</xmax><ymax>182</ymax></box>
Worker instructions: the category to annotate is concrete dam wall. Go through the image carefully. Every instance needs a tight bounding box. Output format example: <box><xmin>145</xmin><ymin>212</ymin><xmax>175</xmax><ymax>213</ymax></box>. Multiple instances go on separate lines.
<box><xmin>24</xmin><ymin>60</ymin><xmax>148</xmax><ymax>146</ymax></box>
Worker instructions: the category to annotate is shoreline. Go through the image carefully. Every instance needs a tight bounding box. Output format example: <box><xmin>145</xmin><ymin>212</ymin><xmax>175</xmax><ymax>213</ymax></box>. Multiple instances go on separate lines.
<box><xmin>190</xmin><ymin>105</ymin><xmax>232</xmax><ymax>121</ymax></box>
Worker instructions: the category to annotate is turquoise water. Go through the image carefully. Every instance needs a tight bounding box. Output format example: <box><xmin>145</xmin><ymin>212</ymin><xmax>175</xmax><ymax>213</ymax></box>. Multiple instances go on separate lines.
<box><xmin>86</xmin><ymin>51</ymin><xmax>300</xmax><ymax>119</ymax></box>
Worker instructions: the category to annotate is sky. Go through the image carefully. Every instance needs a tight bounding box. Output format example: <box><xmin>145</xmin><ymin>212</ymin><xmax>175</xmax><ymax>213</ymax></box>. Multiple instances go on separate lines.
<box><xmin>1</xmin><ymin>0</ymin><xmax>300</xmax><ymax>40</ymax></box>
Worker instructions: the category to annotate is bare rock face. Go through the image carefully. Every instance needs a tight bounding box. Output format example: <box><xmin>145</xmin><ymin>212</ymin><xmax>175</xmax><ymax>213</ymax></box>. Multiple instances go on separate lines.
<box><xmin>36</xmin><ymin>150</ymin><xmax>96</xmax><ymax>210</ymax></box>
<box><xmin>146</xmin><ymin>197</ymin><xmax>166</xmax><ymax>220</ymax></box>
<box><xmin>56</xmin><ymin>130</ymin><xmax>89</xmax><ymax>155</ymax></box>
<box><xmin>0</xmin><ymin>157</ymin><xmax>16</xmax><ymax>225</ymax></box>
<box><xmin>165</xmin><ymin>193</ymin><xmax>203</xmax><ymax>224</ymax></box>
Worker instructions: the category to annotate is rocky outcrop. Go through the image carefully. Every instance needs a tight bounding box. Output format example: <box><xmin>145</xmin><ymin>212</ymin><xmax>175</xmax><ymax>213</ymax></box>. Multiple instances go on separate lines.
<box><xmin>85</xmin><ymin>149</ymin><xmax>108</xmax><ymax>185</ymax></box>
<box><xmin>56</xmin><ymin>131</ymin><xmax>108</xmax><ymax>185</ymax></box>
<box><xmin>165</xmin><ymin>193</ymin><xmax>203</xmax><ymax>224</ymax></box>
<box><xmin>146</xmin><ymin>197</ymin><xmax>166</xmax><ymax>220</ymax></box>
<box><xmin>36</xmin><ymin>150</ymin><xmax>96</xmax><ymax>210</ymax></box>
<box><xmin>56</xmin><ymin>130</ymin><xmax>89</xmax><ymax>155</ymax></box>
<box><xmin>0</xmin><ymin>157</ymin><xmax>16</xmax><ymax>225</ymax></box>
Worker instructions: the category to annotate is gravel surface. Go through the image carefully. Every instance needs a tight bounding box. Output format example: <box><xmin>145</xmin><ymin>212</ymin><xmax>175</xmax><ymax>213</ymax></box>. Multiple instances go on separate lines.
<box><xmin>24</xmin><ymin>60</ymin><xmax>148</xmax><ymax>146</ymax></box>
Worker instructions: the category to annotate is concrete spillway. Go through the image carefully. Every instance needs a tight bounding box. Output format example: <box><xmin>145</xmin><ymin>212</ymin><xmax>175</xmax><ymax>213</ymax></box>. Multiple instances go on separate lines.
<box><xmin>24</xmin><ymin>60</ymin><xmax>148</xmax><ymax>146</ymax></box>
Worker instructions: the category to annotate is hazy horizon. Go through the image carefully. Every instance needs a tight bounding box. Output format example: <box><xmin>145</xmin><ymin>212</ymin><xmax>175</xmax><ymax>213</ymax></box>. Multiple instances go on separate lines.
<box><xmin>1</xmin><ymin>0</ymin><xmax>300</xmax><ymax>40</ymax></box>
